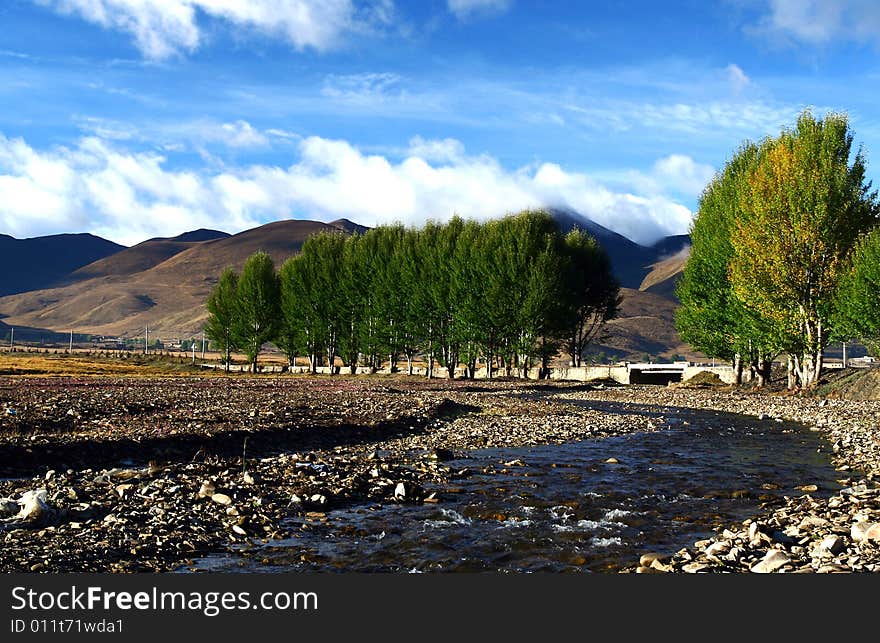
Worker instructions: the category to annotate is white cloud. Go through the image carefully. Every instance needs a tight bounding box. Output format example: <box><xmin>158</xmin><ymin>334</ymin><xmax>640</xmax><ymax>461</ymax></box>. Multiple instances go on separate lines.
<box><xmin>752</xmin><ymin>0</ymin><xmax>880</xmax><ymax>46</ymax></box>
<box><xmin>406</xmin><ymin>136</ymin><xmax>465</xmax><ymax>163</ymax></box>
<box><xmin>203</xmin><ymin>120</ymin><xmax>268</xmax><ymax>148</ymax></box>
<box><xmin>35</xmin><ymin>0</ymin><xmax>392</xmax><ymax>59</ymax></box>
<box><xmin>447</xmin><ymin>0</ymin><xmax>512</xmax><ymax>20</ymax></box>
<box><xmin>725</xmin><ymin>63</ymin><xmax>750</xmax><ymax>93</ymax></box>
<box><xmin>321</xmin><ymin>72</ymin><xmax>403</xmax><ymax>102</ymax></box>
<box><xmin>649</xmin><ymin>155</ymin><xmax>715</xmax><ymax>198</ymax></box>
<box><xmin>566</xmin><ymin>99</ymin><xmax>798</xmax><ymax>137</ymax></box>
<box><xmin>0</xmin><ymin>133</ymin><xmax>694</xmax><ymax>246</ymax></box>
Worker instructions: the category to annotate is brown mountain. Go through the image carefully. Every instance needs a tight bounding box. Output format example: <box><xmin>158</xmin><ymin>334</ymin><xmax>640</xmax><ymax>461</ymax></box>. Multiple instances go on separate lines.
<box><xmin>592</xmin><ymin>288</ymin><xmax>699</xmax><ymax>361</ymax></box>
<box><xmin>71</xmin><ymin>229</ymin><xmax>230</xmax><ymax>281</ymax></box>
<box><xmin>638</xmin><ymin>244</ymin><xmax>690</xmax><ymax>299</ymax></box>
<box><xmin>0</xmin><ymin>232</ymin><xmax>124</xmax><ymax>297</ymax></box>
<box><xmin>0</xmin><ymin>220</ymin><xmax>338</xmax><ymax>338</ymax></box>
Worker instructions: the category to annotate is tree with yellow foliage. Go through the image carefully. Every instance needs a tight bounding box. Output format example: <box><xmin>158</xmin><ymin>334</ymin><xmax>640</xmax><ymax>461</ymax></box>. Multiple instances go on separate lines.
<box><xmin>729</xmin><ymin>111</ymin><xmax>878</xmax><ymax>388</ymax></box>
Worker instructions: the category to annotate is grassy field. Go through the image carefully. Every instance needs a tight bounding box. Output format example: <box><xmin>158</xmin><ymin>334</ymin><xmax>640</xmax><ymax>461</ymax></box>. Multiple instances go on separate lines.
<box><xmin>0</xmin><ymin>351</ymin><xmax>215</xmax><ymax>377</ymax></box>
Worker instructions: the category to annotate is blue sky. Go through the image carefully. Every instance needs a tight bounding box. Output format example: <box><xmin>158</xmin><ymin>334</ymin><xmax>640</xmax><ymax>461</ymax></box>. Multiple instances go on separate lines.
<box><xmin>1</xmin><ymin>0</ymin><xmax>880</xmax><ymax>245</ymax></box>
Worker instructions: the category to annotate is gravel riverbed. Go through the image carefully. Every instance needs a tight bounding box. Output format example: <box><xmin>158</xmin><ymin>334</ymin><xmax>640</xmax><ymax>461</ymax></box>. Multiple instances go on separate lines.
<box><xmin>561</xmin><ymin>386</ymin><xmax>880</xmax><ymax>573</ymax></box>
<box><xmin>0</xmin><ymin>375</ymin><xmax>877</xmax><ymax>573</ymax></box>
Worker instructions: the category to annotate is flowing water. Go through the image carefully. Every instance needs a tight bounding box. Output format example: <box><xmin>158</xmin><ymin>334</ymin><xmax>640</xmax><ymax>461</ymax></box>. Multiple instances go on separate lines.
<box><xmin>190</xmin><ymin>406</ymin><xmax>841</xmax><ymax>573</ymax></box>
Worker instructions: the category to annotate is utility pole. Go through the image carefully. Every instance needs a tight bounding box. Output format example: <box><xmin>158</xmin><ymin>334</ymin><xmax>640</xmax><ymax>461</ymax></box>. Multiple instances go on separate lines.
<box><xmin>843</xmin><ymin>341</ymin><xmax>848</xmax><ymax>369</ymax></box>
<box><xmin>201</xmin><ymin>331</ymin><xmax>205</xmax><ymax>360</ymax></box>
<box><xmin>9</xmin><ymin>327</ymin><xmax>13</xmax><ymax>351</ymax></box>
<box><xmin>69</xmin><ymin>330</ymin><xmax>73</xmax><ymax>353</ymax></box>
<box><xmin>192</xmin><ymin>338</ymin><xmax>196</xmax><ymax>364</ymax></box>
<box><xmin>144</xmin><ymin>325</ymin><xmax>148</xmax><ymax>355</ymax></box>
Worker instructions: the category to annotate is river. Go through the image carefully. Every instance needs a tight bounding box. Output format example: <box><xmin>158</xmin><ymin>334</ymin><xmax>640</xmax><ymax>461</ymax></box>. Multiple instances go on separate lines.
<box><xmin>190</xmin><ymin>406</ymin><xmax>841</xmax><ymax>572</ymax></box>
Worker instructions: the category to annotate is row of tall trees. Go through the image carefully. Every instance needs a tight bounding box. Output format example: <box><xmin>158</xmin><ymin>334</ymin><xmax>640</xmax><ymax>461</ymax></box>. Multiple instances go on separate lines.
<box><xmin>676</xmin><ymin>110</ymin><xmax>880</xmax><ymax>388</ymax></box>
<box><xmin>205</xmin><ymin>210</ymin><xmax>620</xmax><ymax>377</ymax></box>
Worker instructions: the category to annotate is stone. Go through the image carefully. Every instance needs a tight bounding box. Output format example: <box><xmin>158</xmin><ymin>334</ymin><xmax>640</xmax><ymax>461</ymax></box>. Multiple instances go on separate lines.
<box><xmin>705</xmin><ymin>542</ymin><xmax>730</xmax><ymax>557</ymax></box>
<box><xmin>797</xmin><ymin>484</ymin><xmax>819</xmax><ymax>493</ymax></box>
<box><xmin>243</xmin><ymin>471</ymin><xmax>256</xmax><ymax>485</ymax></box>
<box><xmin>231</xmin><ymin>525</ymin><xmax>247</xmax><ymax>536</ymax></box>
<box><xmin>797</xmin><ymin>515</ymin><xmax>829</xmax><ymax>531</ymax></box>
<box><xmin>649</xmin><ymin>558</ymin><xmax>672</xmax><ymax>572</ymax></box>
<box><xmin>394</xmin><ymin>483</ymin><xmax>406</xmax><ymax>499</ymax></box>
<box><xmin>0</xmin><ymin>498</ymin><xmax>19</xmax><ymax>518</ymax></box>
<box><xmin>639</xmin><ymin>553</ymin><xmax>668</xmax><ymax>567</ymax></box>
<box><xmin>17</xmin><ymin>490</ymin><xmax>53</xmax><ymax>523</ymax></box>
<box><xmin>682</xmin><ymin>562</ymin><xmax>710</xmax><ymax>573</ymax></box>
<box><xmin>605</xmin><ymin>457</ymin><xmax>619</xmax><ymax>464</ymax></box>
<box><xmin>115</xmin><ymin>484</ymin><xmax>134</xmax><ymax>498</ymax></box>
<box><xmin>852</xmin><ymin>521</ymin><xmax>871</xmax><ymax>542</ymax></box>
<box><xmin>197</xmin><ymin>481</ymin><xmax>215</xmax><ymax>498</ymax></box>
<box><xmin>819</xmin><ymin>535</ymin><xmax>845</xmax><ymax>556</ymax></box>
<box><xmin>750</xmin><ymin>550</ymin><xmax>790</xmax><ymax>573</ymax></box>
<box><xmin>211</xmin><ymin>493</ymin><xmax>233</xmax><ymax>506</ymax></box>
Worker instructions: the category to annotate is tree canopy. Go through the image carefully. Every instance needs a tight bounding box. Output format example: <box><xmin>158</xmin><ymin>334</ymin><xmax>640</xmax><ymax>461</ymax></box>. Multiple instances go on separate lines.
<box><xmin>209</xmin><ymin>211</ymin><xmax>619</xmax><ymax>378</ymax></box>
<box><xmin>677</xmin><ymin>110</ymin><xmax>880</xmax><ymax>388</ymax></box>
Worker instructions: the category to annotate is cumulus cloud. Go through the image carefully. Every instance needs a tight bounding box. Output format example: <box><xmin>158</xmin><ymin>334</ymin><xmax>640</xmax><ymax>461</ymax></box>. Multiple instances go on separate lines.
<box><xmin>752</xmin><ymin>0</ymin><xmax>880</xmax><ymax>46</ymax></box>
<box><xmin>447</xmin><ymin>0</ymin><xmax>512</xmax><ymax>20</ymax></box>
<box><xmin>648</xmin><ymin>155</ymin><xmax>715</xmax><ymax>198</ymax></box>
<box><xmin>0</xmin><ymin>133</ymin><xmax>694</xmax><ymax>246</ymax></box>
<box><xmin>35</xmin><ymin>0</ymin><xmax>392</xmax><ymax>59</ymax></box>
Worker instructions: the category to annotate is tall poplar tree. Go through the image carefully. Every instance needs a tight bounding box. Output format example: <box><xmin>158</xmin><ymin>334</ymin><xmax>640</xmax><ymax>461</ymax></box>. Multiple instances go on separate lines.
<box><xmin>204</xmin><ymin>267</ymin><xmax>239</xmax><ymax>373</ymax></box>
<box><xmin>233</xmin><ymin>251</ymin><xmax>280</xmax><ymax>373</ymax></box>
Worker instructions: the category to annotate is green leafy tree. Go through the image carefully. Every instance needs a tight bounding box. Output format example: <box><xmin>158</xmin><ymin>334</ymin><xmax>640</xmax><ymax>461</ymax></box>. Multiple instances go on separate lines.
<box><xmin>233</xmin><ymin>251</ymin><xmax>280</xmax><ymax>373</ymax></box>
<box><xmin>729</xmin><ymin>111</ymin><xmax>879</xmax><ymax>388</ymax></box>
<box><xmin>559</xmin><ymin>228</ymin><xmax>620</xmax><ymax>368</ymax></box>
<box><xmin>675</xmin><ymin>142</ymin><xmax>780</xmax><ymax>386</ymax></box>
<box><xmin>204</xmin><ymin>267</ymin><xmax>239</xmax><ymax>372</ymax></box>
<box><xmin>835</xmin><ymin>228</ymin><xmax>880</xmax><ymax>356</ymax></box>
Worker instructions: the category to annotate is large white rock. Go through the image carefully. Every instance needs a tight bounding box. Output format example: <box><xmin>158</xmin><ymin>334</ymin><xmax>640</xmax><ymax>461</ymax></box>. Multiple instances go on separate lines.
<box><xmin>851</xmin><ymin>521</ymin><xmax>880</xmax><ymax>542</ymax></box>
<box><xmin>750</xmin><ymin>550</ymin><xmax>791</xmax><ymax>574</ymax></box>
<box><xmin>16</xmin><ymin>489</ymin><xmax>52</xmax><ymax>522</ymax></box>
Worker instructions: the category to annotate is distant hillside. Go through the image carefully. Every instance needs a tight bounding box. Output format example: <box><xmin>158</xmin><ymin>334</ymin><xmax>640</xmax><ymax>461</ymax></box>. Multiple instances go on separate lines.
<box><xmin>589</xmin><ymin>288</ymin><xmax>694</xmax><ymax>361</ymax></box>
<box><xmin>638</xmin><ymin>245</ymin><xmax>690</xmax><ymax>300</ymax></box>
<box><xmin>0</xmin><ymin>220</ymin><xmax>339</xmax><ymax>337</ymax></box>
<box><xmin>0</xmin><ymin>233</ymin><xmax>124</xmax><ymax>297</ymax></box>
<box><xmin>72</xmin><ymin>229</ymin><xmax>230</xmax><ymax>281</ymax></box>
<box><xmin>549</xmin><ymin>208</ymin><xmax>690</xmax><ymax>289</ymax></box>
<box><xmin>329</xmin><ymin>218</ymin><xmax>370</xmax><ymax>235</ymax></box>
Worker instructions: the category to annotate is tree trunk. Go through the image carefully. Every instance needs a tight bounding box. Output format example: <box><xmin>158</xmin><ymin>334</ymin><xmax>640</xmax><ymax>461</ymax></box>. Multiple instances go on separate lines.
<box><xmin>486</xmin><ymin>352</ymin><xmax>493</xmax><ymax>380</ymax></box>
<box><xmin>787</xmin><ymin>354</ymin><xmax>800</xmax><ymax>390</ymax></box>
<box><xmin>755</xmin><ymin>359</ymin><xmax>771</xmax><ymax>387</ymax></box>
<box><xmin>733</xmin><ymin>353</ymin><xmax>743</xmax><ymax>386</ymax></box>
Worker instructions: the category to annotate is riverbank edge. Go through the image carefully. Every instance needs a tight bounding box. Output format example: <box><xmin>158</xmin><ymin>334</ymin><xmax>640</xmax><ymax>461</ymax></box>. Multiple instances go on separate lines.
<box><xmin>563</xmin><ymin>386</ymin><xmax>880</xmax><ymax>573</ymax></box>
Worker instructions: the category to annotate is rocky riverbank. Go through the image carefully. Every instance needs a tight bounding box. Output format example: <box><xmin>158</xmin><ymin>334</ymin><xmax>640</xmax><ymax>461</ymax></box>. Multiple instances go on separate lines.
<box><xmin>0</xmin><ymin>376</ymin><xmax>667</xmax><ymax>572</ymax></box>
<box><xmin>560</xmin><ymin>386</ymin><xmax>880</xmax><ymax>572</ymax></box>
<box><xmin>1</xmin><ymin>375</ymin><xmax>878</xmax><ymax>572</ymax></box>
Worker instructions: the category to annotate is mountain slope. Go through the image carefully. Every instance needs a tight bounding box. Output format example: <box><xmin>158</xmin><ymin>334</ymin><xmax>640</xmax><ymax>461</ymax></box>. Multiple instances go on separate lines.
<box><xmin>0</xmin><ymin>220</ymin><xmax>338</xmax><ymax>337</ymax></box>
<box><xmin>72</xmin><ymin>229</ymin><xmax>231</xmax><ymax>281</ymax></box>
<box><xmin>0</xmin><ymin>233</ymin><xmax>124</xmax><ymax>297</ymax></box>
<box><xmin>638</xmin><ymin>245</ymin><xmax>690</xmax><ymax>300</ymax></box>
